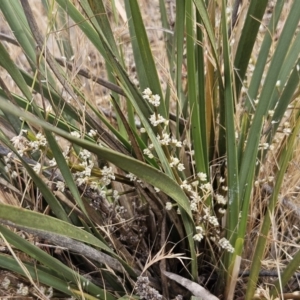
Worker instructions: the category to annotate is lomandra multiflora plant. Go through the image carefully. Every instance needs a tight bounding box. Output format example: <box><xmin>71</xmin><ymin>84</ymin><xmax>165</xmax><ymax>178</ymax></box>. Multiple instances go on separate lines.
<box><xmin>0</xmin><ymin>0</ymin><xmax>299</xmax><ymax>299</ymax></box>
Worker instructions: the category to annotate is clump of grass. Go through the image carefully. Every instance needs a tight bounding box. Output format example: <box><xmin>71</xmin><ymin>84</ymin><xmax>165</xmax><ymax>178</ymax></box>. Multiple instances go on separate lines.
<box><xmin>0</xmin><ymin>0</ymin><xmax>299</xmax><ymax>299</ymax></box>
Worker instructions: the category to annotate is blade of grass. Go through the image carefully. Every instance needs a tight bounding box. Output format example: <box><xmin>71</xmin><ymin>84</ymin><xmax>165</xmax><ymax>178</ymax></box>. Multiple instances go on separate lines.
<box><xmin>0</xmin><ymin>203</ymin><xmax>114</xmax><ymax>253</ymax></box>
<box><xmin>0</xmin><ymin>254</ymin><xmax>89</xmax><ymax>298</ymax></box>
<box><xmin>245</xmin><ymin>104</ymin><xmax>300</xmax><ymax>300</ymax></box>
<box><xmin>239</xmin><ymin>0</ymin><xmax>300</xmax><ymax>212</ymax></box>
<box><xmin>85</xmin><ymin>0</ymin><xmax>120</xmax><ymax>58</ymax></box>
<box><xmin>234</xmin><ymin>0</ymin><xmax>268</xmax><ymax>97</ymax></box>
<box><xmin>193</xmin><ymin>0</ymin><xmax>223</xmax><ymax>88</ymax></box>
<box><xmin>0</xmin><ymin>0</ymin><xmax>40</xmax><ymax>70</ymax></box>
<box><xmin>174</xmin><ymin>0</ymin><xmax>185</xmax><ymax>118</ymax></box>
<box><xmin>238</xmin><ymin>0</ymin><xmax>285</xmax><ymax>157</ymax></box>
<box><xmin>270</xmin><ymin>248</ymin><xmax>300</xmax><ymax>298</ymax></box>
<box><xmin>126</xmin><ymin>0</ymin><xmax>166</xmax><ymax>118</ymax></box>
<box><xmin>244</xmin><ymin>0</ymin><xmax>285</xmax><ymax>111</ymax></box>
<box><xmin>219</xmin><ymin>1</ymin><xmax>240</xmax><ymax>297</ymax></box>
<box><xmin>0</xmin><ymin>224</ymin><xmax>119</xmax><ymax>298</ymax></box>
<box><xmin>185</xmin><ymin>0</ymin><xmax>207</xmax><ymax>175</ymax></box>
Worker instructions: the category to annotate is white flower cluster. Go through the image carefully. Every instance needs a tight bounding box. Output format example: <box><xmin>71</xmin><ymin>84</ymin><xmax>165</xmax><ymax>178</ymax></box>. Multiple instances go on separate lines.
<box><xmin>149</xmin><ymin>113</ymin><xmax>168</xmax><ymax>127</ymax></box>
<box><xmin>219</xmin><ymin>237</ymin><xmax>234</xmax><ymax>253</ymax></box>
<box><xmin>135</xmin><ymin>276</ymin><xmax>162</xmax><ymax>300</ymax></box>
<box><xmin>283</xmin><ymin>121</ymin><xmax>291</xmax><ymax>136</ymax></box>
<box><xmin>197</xmin><ymin>172</ymin><xmax>207</xmax><ymax>181</ymax></box>
<box><xmin>165</xmin><ymin>202</ymin><xmax>173</xmax><ymax>210</ymax></box>
<box><xmin>126</xmin><ymin>172</ymin><xmax>137</xmax><ymax>181</ymax></box>
<box><xmin>193</xmin><ymin>226</ymin><xmax>205</xmax><ymax>242</ymax></box>
<box><xmin>29</xmin><ymin>133</ymin><xmax>47</xmax><ymax>152</ymax></box>
<box><xmin>142</xmin><ymin>88</ymin><xmax>161</xmax><ymax>107</ymax></box>
<box><xmin>55</xmin><ymin>181</ymin><xmax>65</xmax><ymax>192</ymax></box>
<box><xmin>100</xmin><ymin>166</ymin><xmax>116</xmax><ymax>186</ymax></box>
<box><xmin>215</xmin><ymin>194</ymin><xmax>227</xmax><ymax>205</ymax></box>
<box><xmin>72</xmin><ymin>149</ymin><xmax>115</xmax><ymax>189</ymax></box>
<box><xmin>143</xmin><ymin>148</ymin><xmax>154</xmax><ymax>159</ymax></box>
<box><xmin>10</xmin><ymin>131</ymin><xmax>47</xmax><ymax>156</ymax></box>
<box><xmin>178</xmin><ymin>171</ymin><xmax>230</xmax><ymax>251</ymax></box>
<box><xmin>169</xmin><ymin>156</ymin><xmax>185</xmax><ymax>171</ymax></box>
<box><xmin>141</xmin><ymin>89</ymin><xmax>183</xmax><ymax>168</ymax></box>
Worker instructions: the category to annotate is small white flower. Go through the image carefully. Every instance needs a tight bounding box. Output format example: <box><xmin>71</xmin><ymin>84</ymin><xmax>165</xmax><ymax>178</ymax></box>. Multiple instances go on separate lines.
<box><xmin>126</xmin><ymin>173</ymin><xmax>137</xmax><ymax>181</ymax></box>
<box><xmin>219</xmin><ymin>177</ymin><xmax>225</xmax><ymax>183</ymax></box>
<box><xmin>45</xmin><ymin>104</ymin><xmax>52</xmax><ymax>114</ymax></box>
<box><xmin>1</xmin><ymin>276</ymin><xmax>10</xmax><ymax>289</ymax></box>
<box><xmin>193</xmin><ymin>233</ymin><xmax>204</xmax><ymax>242</ymax></box>
<box><xmin>142</xmin><ymin>88</ymin><xmax>161</xmax><ymax>107</ymax></box>
<box><xmin>180</xmin><ymin>180</ymin><xmax>192</xmax><ymax>192</ymax></box>
<box><xmin>142</xmin><ymin>88</ymin><xmax>152</xmax><ymax>98</ymax></box>
<box><xmin>17</xmin><ymin>283</ymin><xmax>29</xmax><ymax>296</ymax></box>
<box><xmin>208</xmin><ymin>216</ymin><xmax>219</xmax><ymax>227</ymax></box>
<box><xmin>158</xmin><ymin>133</ymin><xmax>171</xmax><ymax>145</ymax></box>
<box><xmin>154</xmin><ymin>187</ymin><xmax>160</xmax><ymax>192</ymax></box>
<box><xmin>219</xmin><ymin>237</ymin><xmax>234</xmax><ymax>253</ymax></box>
<box><xmin>268</xmin><ymin>110</ymin><xmax>274</xmax><ymax>117</ymax></box>
<box><xmin>149</xmin><ymin>113</ymin><xmax>166</xmax><ymax>127</ymax></box>
<box><xmin>88</xmin><ymin>129</ymin><xmax>97</xmax><ymax>137</ymax></box>
<box><xmin>46</xmin><ymin>286</ymin><xmax>53</xmax><ymax>298</ymax></box>
<box><xmin>215</xmin><ymin>194</ymin><xmax>227</xmax><ymax>205</ymax></box>
<box><xmin>70</xmin><ymin>131</ymin><xmax>81</xmax><ymax>138</ymax></box>
<box><xmin>11</xmin><ymin>135</ymin><xmax>27</xmax><ymax>151</ymax></box>
<box><xmin>171</xmin><ymin>138</ymin><xmax>182</xmax><ymax>147</ymax></box>
<box><xmin>56</xmin><ymin>181</ymin><xmax>65</xmax><ymax>192</ymax></box>
<box><xmin>276</xmin><ymin>80</ymin><xmax>281</xmax><ymax>87</ymax></box>
<box><xmin>169</xmin><ymin>156</ymin><xmax>179</xmax><ymax>167</ymax></box>
<box><xmin>190</xmin><ymin>201</ymin><xmax>198</xmax><ymax>211</ymax></box>
<box><xmin>11</xmin><ymin>171</ymin><xmax>18</xmax><ymax>179</ymax></box>
<box><xmin>90</xmin><ymin>181</ymin><xmax>99</xmax><ymax>190</ymax></box>
<box><xmin>259</xmin><ymin>143</ymin><xmax>269</xmax><ymax>150</ymax></box>
<box><xmin>76</xmin><ymin>176</ymin><xmax>88</xmax><ymax>186</ymax></box>
<box><xmin>4</xmin><ymin>164</ymin><xmax>11</xmax><ymax>172</ymax></box>
<box><xmin>33</xmin><ymin>163</ymin><xmax>41</xmax><ymax>173</ymax></box>
<box><xmin>49</xmin><ymin>158</ymin><xmax>57</xmax><ymax>166</ymax></box>
<box><xmin>79</xmin><ymin>149</ymin><xmax>91</xmax><ymax>160</ymax></box>
<box><xmin>113</xmin><ymin>190</ymin><xmax>119</xmax><ymax>200</ymax></box>
<box><xmin>191</xmin><ymin>180</ymin><xmax>199</xmax><ymax>187</ymax></box>
<box><xmin>149</xmin><ymin>94</ymin><xmax>161</xmax><ymax>107</ymax></box>
<box><xmin>101</xmin><ymin>166</ymin><xmax>115</xmax><ymax>185</ymax></box>
<box><xmin>218</xmin><ymin>208</ymin><xmax>226</xmax><ymax>214</ymax></box>
<box><xmin>143</xmin><ymin>148</ymin><xmax>154</xmax><ymax>159</ymax></box>
<box><xmin>140</xmin><ymin>127</ymin><xmax>146</xmax><ymax>133</ymax></box>
<box><xmin>177</xmin><ymin>163</ymin><xmax>185</xmax><ymax>171</ymax></box>
<box><xmin>197</xmin><ymin>172</ymin><xmax>207</xmax><ymax>181</ymax></box>
<box><xmin>283</xmin><ymin>127</ymin><xmax>291</xmax><ymax>135</ymax></box>
<box><xmin>201</xmin><ymin>182</ymin><xmax>212</xmax><ymax>192</ymax></box>
<box><xmin>190</xmin><ymin>191</ymin><xmax>201</xmax><ymax>203</ymax></box>
<box><xmin>165</xmin><ymin>202</ymin><xmax>173</xmax><ymax>210</ymax></box>
<box><xmin>84</xmin><ymin>166</ymin><xmax>92</xmax><ymax>177</ymax></box>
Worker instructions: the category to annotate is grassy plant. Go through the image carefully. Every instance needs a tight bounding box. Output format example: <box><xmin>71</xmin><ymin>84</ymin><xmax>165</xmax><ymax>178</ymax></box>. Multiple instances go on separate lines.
<box><xmin>0</xmin><ymin>0</ymin><xmax>299</xmax><ymax>299</ymax></box>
